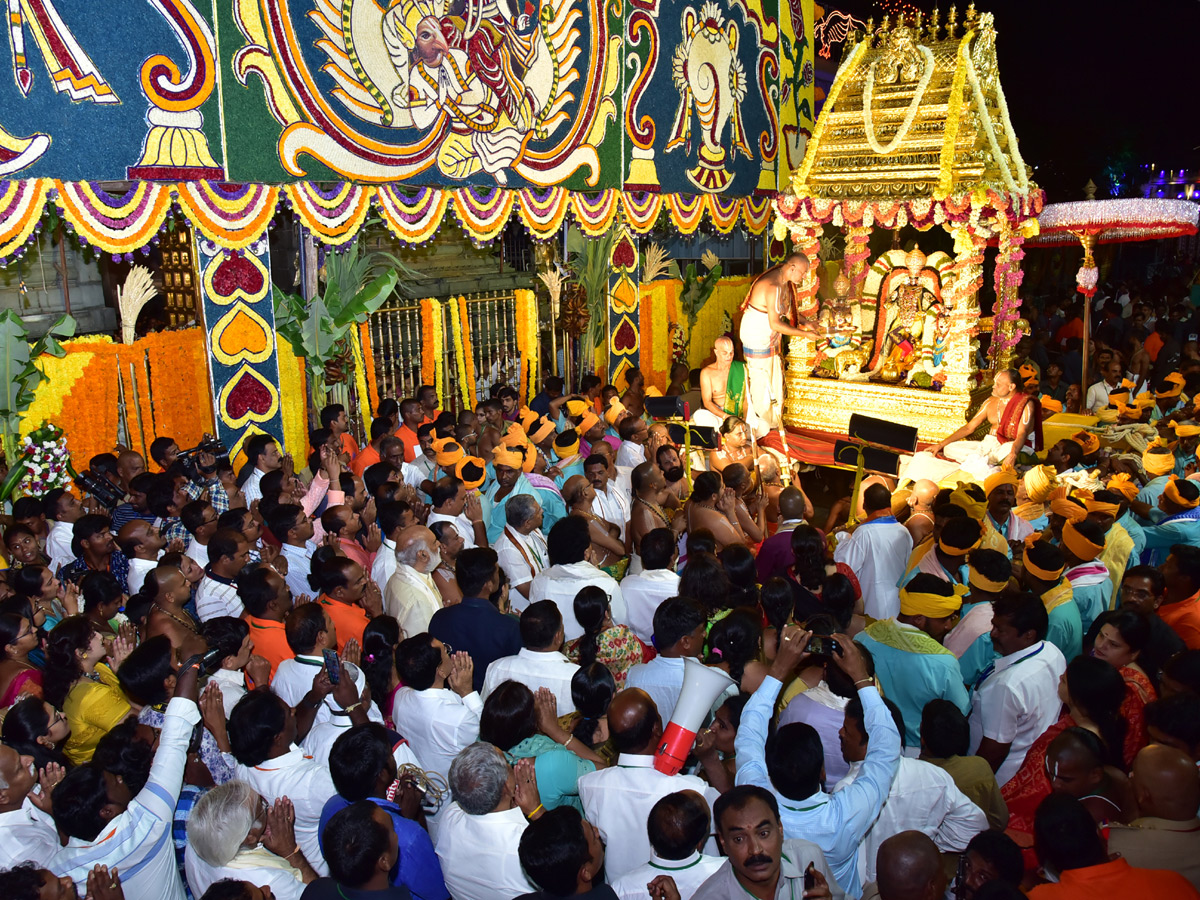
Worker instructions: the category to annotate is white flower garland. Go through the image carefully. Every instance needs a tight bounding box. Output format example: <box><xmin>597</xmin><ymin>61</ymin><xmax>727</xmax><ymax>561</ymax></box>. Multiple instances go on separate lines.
<box><xmin>964</xmin><ymin>54</ymin><xmax>1019</xmax><ymax>194</ymax></box>
<box><xmin>861</xmin><ymin>44</ymin><xmax>936</xmax><ymax>156</ymax></box>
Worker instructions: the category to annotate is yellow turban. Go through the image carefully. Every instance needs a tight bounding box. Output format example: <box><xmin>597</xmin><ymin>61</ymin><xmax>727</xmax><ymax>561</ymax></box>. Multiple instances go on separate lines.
<box><xmin>1164</xmin><ymin>475</ymin><xmax>1200</xmax><ymax>510</ymax></box>
<box><xmin>1174</xmin><ymin>423</ymin><xmax>1200</xmax><ymax>438</ymax></box>
<box><xmin>1069</xmin><ymin>431</ymin><xmax>1100</xmax><ymax>456</ymax></box>
<box><xmin>1143</xmin><ymin>440</ymin><xmax>1176</xmax><ymax>477</ymax></box>
<box><xmin>645</xmin><ymin>386</ymin><xmax>663</xmax><ymax>397</ymax></box>
<box><xmin>454</xmin><ymin>456</ymin><xmax>486</xmax><ymax>490</ymax></box>
<box><xmin>1096</xmin><ymin>407</ymin><xmax>1120</xmax><ymax>424</ymax></box>
<box><xmin>1133</xmin><ymin>391</ymin><xmax>1157</xmax><ymax>410</ymax></box>
<box><xmin>1048</xmin><ymin>488</ymin><xmax>1087</xmax><ymax>523</ymax></box>
<box><xmin>492</xmin><ymin>445</ymin><xmax>525</xmax><ymax>470</ymax></box>
<box><xmin>1023</xmin><ymin>542</ymin><xmax>1065</xmax><ymax>581</ymax></box>
<box><xmin>432</xmin><ymin>437</ymin><xmax>465</xmax><ymax>467</ymax></box>
<box><xmin>949</xmin><ymin>485</ymin><xmax>987</xmax><ymax>521</ymax></box>
<box><xmin>604</xmin><ymin>400</ymin><xmax>627</xmax><ymax>427</ymax></box>
<box><xmin>1156</xmin><ymin>375</ymin><xmax>1184</xmax><ymax>399</ymax></box>
<box><xmin>565</xmin><ymin>398</ymin><xmax>590</xmax><ymax>418</ymax></box>
<box><xmin>984</xmin><ymin>469</ymin><xmax>1019</xmax><ymax>497</ymax></box>
<box><xmin>578</xmin><ymin>412</ymin><xmax>601</xmax><ymax>437</ymax></box>
<box><xmin>1020</xmin><ymin>364</ymin><xmax>1039</xmax><ymax>390</ymax></box>
<box><xmin>1106</xmin><ymin>472</ymin><xmax>1138</xmax><ymax>501</ymax></box>
<box><xmin>1041</xmin><ymin>398</ymin><xmax>1064</xmax><ymax>415</ymax></box>
<box><xmin>1082</xmin><ymin>495</ymin><xmax>1120</xmax><ymax>517</ymax></box>
<box><xmin>1062</xmin><ymin>520</ymin><xmax>1104</xmax><ymax>562</ymax></box>
<box><xmin>500</xmin><ymin>424</ymin><xmax>528</xmax><ymax>447</ymax></box>
<box><xmin>968</xmin><ymin>565</ymin><xmax>1009</xmax><ymax>594</ymax></box>
<box><xmin>529</xmin><ymin>417</ymin><xmax>556</xmax><ymax>445</ymax></box>
<box><xmin>899</xmin><ymin>583</ymin><xmax>967</xmax><ymax>618</ymax></box>
<box><xmin>553</xmin><ymin>429</ymin><xmax>580</xmax><ymax>459</ymax></box>
<box><xmin>1024</xmin><ymin>465</ymin><xmax>1058</xmax><ymax>503</ymax></box>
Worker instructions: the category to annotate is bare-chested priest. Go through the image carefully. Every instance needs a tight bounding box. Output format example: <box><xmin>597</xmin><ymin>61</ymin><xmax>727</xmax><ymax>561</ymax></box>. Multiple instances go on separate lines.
<box><xmin>738</xmin><ymin>254</ymin><xmax>819</xmax><ymax>429</ymax></box>
<box><xmin>692</xmin><ymin>336</ymin><xmax>768</xmax><ymax>438</ymax></box>
<box><xmin>900</xmin><ymin>368</ymin><xmax>1037</xmax><ymax>485</ymax></box>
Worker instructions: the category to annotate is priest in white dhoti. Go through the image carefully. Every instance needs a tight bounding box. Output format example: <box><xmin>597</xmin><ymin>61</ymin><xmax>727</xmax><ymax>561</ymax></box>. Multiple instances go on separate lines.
<box><xmin>691</xmin><ymin>336</ymin><xmax>769</xmax><ymax>438</ymax></box>
<box><xmin>900</xmin><ymin>369</ymin><xmax>1037</xmax><ymax>486</ymax></box>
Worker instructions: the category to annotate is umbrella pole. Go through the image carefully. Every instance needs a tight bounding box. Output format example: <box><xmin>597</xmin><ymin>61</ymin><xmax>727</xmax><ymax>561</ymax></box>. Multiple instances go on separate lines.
<box><xmin>1078</xmin><ymin>232</ymin><xmax>1098</xmax><ymax>401</ymax></box>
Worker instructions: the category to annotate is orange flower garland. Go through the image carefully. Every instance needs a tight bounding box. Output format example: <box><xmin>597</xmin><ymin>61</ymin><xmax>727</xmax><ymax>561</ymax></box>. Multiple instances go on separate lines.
<box><xmin>420</xmin><ymin>299</ymin><xmax>437</xmax><ymax>389</ymax></box>
<box><xmin>358</xmin><ymin>322</ymin><xmax>381</xmax><ymax>416</ymax></box>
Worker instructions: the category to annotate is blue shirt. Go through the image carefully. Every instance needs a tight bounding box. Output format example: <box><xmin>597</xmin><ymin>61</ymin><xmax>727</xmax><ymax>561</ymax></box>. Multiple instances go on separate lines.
<box><xmin>1135</xmin><ymin>476</ymin><xmax>1172</xmax><ymax>526</ymax></box>
<box><xmin>429</xmin><ymin>596</ymin><xmax>522</xmax><ymax>693</ymax></box>
<box><xmin>483</xmin><ymin>474</ymin><xmax>567</xmax><ymax>545</ymax></box>
<box><xmin>1141</xmin><ymin>508</ymin><xmax>1200</xmax><ymax>566</ymax></box>
<box><xmin>1117</xmin><ymin>512</ymin><xmax>1146</xmax><ymax>564</ymax></box>
<box><xmin>955</xmin><ymin>602</ymin><xmax>998</xmax><ymax>689</ymax></box>
<box><xmin>735</xmin><ymin>676</ymin><xmax>900</xmax><ymax>900</ymax></box>
<box><xmin>320</xmin><ymin>795</ymin><xmax>448</xmax><ymax>900</ymax></box>
<box><xmin>505</xmin><ymin>734</ymin><xmax>595</xmax><ymax>812</ymax></box>
<box><xmin>856</xmin><ymin>624</ymin><xmax>971</xmax><ymax>747</ymax></box>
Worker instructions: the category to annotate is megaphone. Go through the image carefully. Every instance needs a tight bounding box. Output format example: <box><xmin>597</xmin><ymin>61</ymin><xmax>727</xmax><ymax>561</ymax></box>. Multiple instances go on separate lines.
<box><xmin>654</xmin><ymin>657</ymin><xmax>735</xmax><ymax>775</ymax></box>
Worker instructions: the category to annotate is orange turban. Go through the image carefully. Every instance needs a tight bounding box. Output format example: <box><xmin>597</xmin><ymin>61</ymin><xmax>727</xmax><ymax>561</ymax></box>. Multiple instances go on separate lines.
<box><xmin>1164</xmin><ymin>475</ymin><xmax>1200</xmax><ymax>510</ymax></box>
<box><xmin>984</xmin><ymin>469</ymin><xmax>1019</xmax><ymax>497</ymax></box>
<box><xmin>454</xmin><ymin>456</ymin><xmax>487</xmax><ymax>490</ymax></box>
<box><xmin>432</xmin><ymin>437</ymin><xmax>465</xmax><ymax>467</ymax></box>
<box><xmin>553</xmin><ymin>429</ymin><xmax>580</xmax><ymax>459</ymax></box>
<box><xmin>529</xmin><ymin>417</ymin><xmax>557</xmax><ymax>445</ymax></box>
<box><xmin>564</xmin><ymin>398</ymin><xmax>590</xmax><ymax>418</ymax></box>
<box><xmin>603</xmin><ymin>400</ymin><xmax>628</xmax><ymax>427</ymax></box>
<box><xmin>1069</xmin><ymin>431</ymin><xmax>1100</xmax><ymax>456</ymax></box>
<box><xmin>1023</xmin><ymin>540</ymin><xmax>1065</xmax><ymax>581</ymax></box>
<box><xmin>1048</xmin><ymin>488</ymin><xmax>1087</xmax><ymax>523</ymax></box>
<box><xmin>578</xmin><ymin>412</ymin><xmax>601</xmax><ymax>437</ymax></box>
<box><xmin>1082</xmin><ymin>495</ymin><xmax>1120</xmax><ymax>517</ymax></box>
<box><xmin>500</xmin><ymin>424</ymin><xmax>528</xmax><ymax>447</ymax></box>
<box><xmin>1105</xmin><ymin>472</ymin><xmax>1138</xmax><ymax>501</ymax></box>
<box><xmin>1062</xmin><ymin>520</ymin><xmax>1104</xmax><ymax>562</ymax></box>
<box><xmin>1041</xmin><ymin>398</ymin><xmax>1064</xmax><ymax>415</ymax></box>
<box><xmin>1020</xmin><ymin>364</ymin><xmax>1039</xmax><ymax>390</ymax></box>
<box><xmin>1143</xmin><ymin>440</ymin><xmax>1176</xmax><ymax>477</ymax></box>
<box><xmin>1174</xmin><ymin>423</ymin><xmax>1200</xmax><ymax>438</ymax></box>
<box><xmin>517</xmin><ymin>408</ymin><xmax>539</xmax><ymax>432</ymax></box>
<box><xmin>492</xmin><ymin>445</ymin><xmax>525</xmax><ymax>470</ymax></box>
<box><xmin>1024</xmin><ymin>465</ymin><xmax>1058</xmax><ymax>503</ymax></box>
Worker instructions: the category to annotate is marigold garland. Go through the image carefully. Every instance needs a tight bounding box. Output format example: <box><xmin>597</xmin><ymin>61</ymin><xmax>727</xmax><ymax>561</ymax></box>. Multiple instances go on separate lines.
<box><xmin>420</xmin><ymin>298</ymin><xmax>437</xmax><ymax>388</ymax></box>
<box><xmin>358</xmin><ymin>322</ymin><xmax>381</xmax><ymax>416</ymax></box>
<box><xmin>349</xmin><ymin>326</ymin><xmax>373</xmax><ymax>433</ymax></box>
<box><xmin>513</xmin><ymin>289</ymin><xmax>538</xmax><ymax>403</ymax></box>
<box><xmin>449</xmin><ymin>296</ymin><xmax>477</xmax><ymax>409</ymax></box>
<box><xmin>277</xmin><ymin>344</ymin><xmax>308</xmax><ymax>456</ymax></box>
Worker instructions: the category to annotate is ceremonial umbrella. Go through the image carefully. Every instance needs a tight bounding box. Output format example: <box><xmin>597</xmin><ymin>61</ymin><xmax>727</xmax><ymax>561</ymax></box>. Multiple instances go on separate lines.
<box><xmin>1029</xmin><ymin>199</ymin><xmax>1200</xmax><ymax>389</ymax></box>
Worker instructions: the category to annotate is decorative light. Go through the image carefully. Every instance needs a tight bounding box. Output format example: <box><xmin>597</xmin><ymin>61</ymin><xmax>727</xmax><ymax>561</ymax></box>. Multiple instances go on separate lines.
<box><xmin>1033</xmin><ymin>199</ymin><xmax>1200</xmax><ymax>246</ymax></box>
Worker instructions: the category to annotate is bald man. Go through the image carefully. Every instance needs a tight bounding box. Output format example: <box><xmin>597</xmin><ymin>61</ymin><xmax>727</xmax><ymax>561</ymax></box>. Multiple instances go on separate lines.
<box><xmin>1107</xmin><ymin>745</ymin><xmax>1200</xmax><ymax>888</ymax></box>
<box><xmin>872</xmin><ymin>831</ymin><xmax>947</xmax><ymax>900</ymax></box>
<box><xmin>904</xmin><ymin>480</ymin><xmax>938</xmax><ymax>548</ymax></box>
<box><xmin>383</xmin><ymin>524</ymin><xmax>443</xmax><ymax>636</ymax></box>
<box><xmin>693</xmin><ymin>336</ymin><xmax>768</xmax><ymax>438</ymax></box>
<box><xmin>756</xmin><ymin>485</ymin><xmax>813</xmax><ymax>582</ymax></box>
<box><xmin>1045</xmin><ymin>729</ymin><xmax>1137</xmax><ymax>826</ymax></box>
<box><xmin>577</xmin><ymin>689</ymin><xmax>720</xmax><ymax>880</ymax></box>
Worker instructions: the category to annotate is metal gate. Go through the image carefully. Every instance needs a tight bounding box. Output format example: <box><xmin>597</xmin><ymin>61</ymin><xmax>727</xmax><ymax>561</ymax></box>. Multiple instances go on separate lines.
<box><xmin>366</xmin><ymin>291</ymin><xmax>524</xmax><ymax>411</ymax></box>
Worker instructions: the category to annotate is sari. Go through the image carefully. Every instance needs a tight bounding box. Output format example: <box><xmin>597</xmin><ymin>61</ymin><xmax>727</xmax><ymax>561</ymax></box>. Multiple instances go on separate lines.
<box><xmin>0</xmin><ymin>668</ymin><xmax>42</xmax><ymax>706</ymax></box>
<box><xmin>1119</xmin><ymin>665</ymin><xmax>1155</xmax><ymax>768</ymax></box>
<box><xmin>565</xmin><ymin>624</ymin><xmax>650</xmax><ymax>688</ymax></box>
<box><xmin>1001</xmin><ymin>713</ymin><xmax>1072</xmax><ymax>845</ymax></box>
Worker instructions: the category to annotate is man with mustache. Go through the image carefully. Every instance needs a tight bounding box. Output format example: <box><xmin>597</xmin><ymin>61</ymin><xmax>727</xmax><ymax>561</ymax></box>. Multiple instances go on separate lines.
<box><xmin>692</xmin><ymin>784</ymin><xmax>839</xmax><ymax>900</ymax></box>
<box><xmin>627</xmin><ymin>464</ymin><xmax>685</xmax><ymax>568</ymax></box>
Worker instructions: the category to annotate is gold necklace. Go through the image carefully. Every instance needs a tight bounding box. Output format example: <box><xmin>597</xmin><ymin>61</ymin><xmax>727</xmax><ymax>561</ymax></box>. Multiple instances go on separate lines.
<box><xmin>637</xmin><ymin>496</ymin><xmax>672</xmax><ymax>523</ymax></box>
<box><xmin>153</xmin><ymin>603</ymin><xmax>199</xmax><ymax>634</ymax></box>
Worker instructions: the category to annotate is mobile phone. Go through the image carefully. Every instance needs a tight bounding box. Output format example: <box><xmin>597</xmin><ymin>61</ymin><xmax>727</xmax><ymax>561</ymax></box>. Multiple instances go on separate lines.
<box><xmin>807</xmin><ymin>636</ymin><xmax>841</xmax><ymax>657</ymax></box>
<box><xmin>200</xmin><ymin>647</ymin><xmax>223</xmax><ymax>676</ymax></box>
<box><xmin>804</xmin><ymin>862</ymin><xmax>816</xmax><ymax>891</ymax></box>
<box><xmin>323</xmin><ymin>648</ymin><xmax>341</xmax><ymax>684</ymax></box>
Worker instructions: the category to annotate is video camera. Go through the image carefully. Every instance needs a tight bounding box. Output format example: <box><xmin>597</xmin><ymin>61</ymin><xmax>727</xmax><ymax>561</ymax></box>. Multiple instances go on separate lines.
<box><xmin>74</xmin><ymin>469</ymin><xmax>126</xmax><ymax>510</ymax></box>
<box><xmin>176</xmin><ymin>436</ymin><xmax>229</xmax><ymax>482</ymax></box>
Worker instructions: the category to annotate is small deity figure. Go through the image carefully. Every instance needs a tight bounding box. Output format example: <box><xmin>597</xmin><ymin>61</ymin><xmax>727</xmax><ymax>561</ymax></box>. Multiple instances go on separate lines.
<box><xmin>814</xmin><ymin>273</ymin><xmax>872</xmax><ymax>379</ymax></box>
<box><xmin>868</xmin><ymin>246</ymin><xmax>944</xmax><ymax>382</ymax></box>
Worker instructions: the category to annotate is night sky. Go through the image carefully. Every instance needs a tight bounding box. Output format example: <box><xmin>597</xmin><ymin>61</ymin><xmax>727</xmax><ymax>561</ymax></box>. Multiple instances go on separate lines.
<box><xmin>830</xmin><ymin>0</ymin><xmax>1200</xmax><ymax>201</ymax></box>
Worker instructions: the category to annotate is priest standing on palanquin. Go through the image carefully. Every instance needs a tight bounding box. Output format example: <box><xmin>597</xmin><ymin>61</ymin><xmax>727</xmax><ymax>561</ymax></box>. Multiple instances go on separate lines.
<box><xmin>900</xmin><ymin>368</ymin><xmax>1038</xmax><ymax>485</ymax></box>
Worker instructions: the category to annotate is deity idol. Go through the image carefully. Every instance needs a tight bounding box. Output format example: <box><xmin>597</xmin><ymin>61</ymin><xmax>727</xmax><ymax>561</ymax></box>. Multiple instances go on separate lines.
<box><xmin>868</xmin><ymin>246</ymin><xmax>945</xmax><ymax>382</ymax></box>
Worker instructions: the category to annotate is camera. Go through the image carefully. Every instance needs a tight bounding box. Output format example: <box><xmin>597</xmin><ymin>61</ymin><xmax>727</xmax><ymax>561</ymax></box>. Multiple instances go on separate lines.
<box><xmin>806</xmin><ymin>636</ymin><xmax>842</xmax><ymax>658</ymax></box>
<box><xmin>176</xmin><ymin>436</ymin><xmax>229</xmax><ymax>482</ymax></box>
<box><xmin>74</xmin><ymin>469</ymin><xmax>126</xmax><ymax>510</ymax></box>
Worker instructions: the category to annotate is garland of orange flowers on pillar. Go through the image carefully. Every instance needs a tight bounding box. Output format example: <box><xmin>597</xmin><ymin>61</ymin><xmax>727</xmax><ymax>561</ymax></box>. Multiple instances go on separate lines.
<box><xmin>513</xmin><ymin>289</ymin><xmax>538</xmax><ymax>403</ymax></box>
<box><xmin>357</xmin><ymin>322</ymin><xmax>381</xmax><ymax>418</ymax></box>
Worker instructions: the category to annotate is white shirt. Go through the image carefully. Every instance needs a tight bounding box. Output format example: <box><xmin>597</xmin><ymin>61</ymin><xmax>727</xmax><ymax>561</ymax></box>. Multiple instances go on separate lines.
<box><xmin>241</xmin><ymin>468</ymin><xmax>266</xmax><ymax>505</ymax></box>
<box><xmin>235</xmin><ymin>745</ymin><xmax>336</xmax><ymax>876</ymax></box>
<box><xmin>527</xmin><ymin>561</ymin><xmax>626</xmax><ymax>641</ymax></box>
<box><xmin>616</xmin><ymin>441</ymin><xmax>647</xmax><ymax>469</ymax></box>
<box><xmin>210</xmin><ymin>666</ymin><xmax>247</xmax><ymax>720</ymax></box>
<box><xmin>592</xmin><ymin>482</ymin><xmax>632</xmax><ymax>540</ymax></box>
<box><xmin>969</xmin><ymin>639</ymin><xmax>1067</xmax><ymax>787</ymax></box>
<box><xmin>621</xmin><ymin>569</ymin><xmax>681</xmax><ymax>644</ymax></box>
<box><xmin>612</xmin><ymin>851</ymin><xmax>726</xmax><ymax>900</ymax></box>
<box><xmin>300</xmin><ymin>665</ymin><xmax>379</xmax><ymax>765</ymax></box>
<box><xmin>578</xmin><ymin>753</ymin><xmax>720</xmax><ymax>879</ymax></box>
<box><xmin>371</xmin><ymin>537</ymin><xmax>398</xmax><ymax>590</ymax></box>
<box><xmin>495</xmin><ymin>527</ymin><xmax>549</xmax><ymax>595</ymax></box>
<box><xmin>391</xmin><ymin>687</ymin><xmax>482</xmax><ymax>781</ymax></box>
<box><xmin>185</xmin><ymin>846</ymin><xmax>305</xmax><ymax>900</ymax></box>
<box><xmin>482</xmin><ymin>648</ymin><xmax>580</xmax><ymax>716</ymax></box>
<box><xmin>384</xmin><ymin>565</ymin><xmax>444</xmax><ymax>638</ymax></box>
<box><xmin>279</xmin><ymin>541</ymin><xmax>316</xmax><ymax>601</ymax></box>
<box><xmin>46</xmin><ymin>519</ymin><xmax>74</xmax><ymax>574</ymax></box>
<box><xmin>834</xmin><ymin>756</ymin><xmax>987</xmax><ymax>885</ymax></box>
<box><xmin>50</xmin><ymin>697</ymin><xmax>200</xmax><ymax>900</ymax></box>
<box><xmin>427</xmin><ymin>511</ymin><xmax>480</xmax><ymax>549</ymax></box>
<box><xmin>195</xmin><ymin>574</ymin><xmax>244</xmax><ymax>622</ymax></box>
<box><xmin>1086</xmin><ymin>379</ymin><xmax>1117</xmax><ymax>413</ymax></box>
<box><xmin>435</xmin><ymin>803</ymin><xmax>535</xmax><ymax>900</ymax></box>
<box><xmin>626</xmin><ymin>655</ymin><xmax>686</xmax><ymax>722</ymax></box>
<box><xmin>185</xmin><ymin>537</ymin><xmax>209</xmax><ymax>570</ymax></box>
<box><xmin>0</xmin><ymin>798</ymin><xmax>60</xmax><ymax>870</ymax></box>
<box><xmin>833</xmin><ymin>517</ymin><xmax>912</xmax><ymax>620</ymax></box>
<box><xmin>126</xmin><ymin>556</ymin><xmax>159</xmax><ymax>596</ymax></box>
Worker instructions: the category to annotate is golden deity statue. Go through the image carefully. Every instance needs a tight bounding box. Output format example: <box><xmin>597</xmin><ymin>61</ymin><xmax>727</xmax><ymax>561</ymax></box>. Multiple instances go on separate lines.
<box><xmin>867</xmin><ymin>247</ymin><xmax>945</xmax><ymax>383</ymax></box>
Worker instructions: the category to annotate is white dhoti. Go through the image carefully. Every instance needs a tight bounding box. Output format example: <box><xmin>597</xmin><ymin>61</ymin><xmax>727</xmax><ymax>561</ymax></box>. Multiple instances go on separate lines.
<box><xmin>899</xmin><ymin>434</ymin><xmax>1013</xmax><ymax>486</ymax></box>
<box><xmin>739</xmin><ymin>307</ymin><xmax>784</xmax><ymax>430</ymax></box>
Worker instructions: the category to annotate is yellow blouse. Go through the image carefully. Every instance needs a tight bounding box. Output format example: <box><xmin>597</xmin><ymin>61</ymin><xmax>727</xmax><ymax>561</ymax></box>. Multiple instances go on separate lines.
<box><xmin>62</xmin><ymin>663</ymin><xmax>131</xmax><ymax>764</ymax></box>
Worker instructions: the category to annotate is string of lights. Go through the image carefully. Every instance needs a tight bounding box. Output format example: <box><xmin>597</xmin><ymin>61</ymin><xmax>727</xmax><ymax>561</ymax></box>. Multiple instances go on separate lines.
<box><xmin>874</xmin><ymin>0</ymin><xmax>922</xmax><ymax>20</ymax></box>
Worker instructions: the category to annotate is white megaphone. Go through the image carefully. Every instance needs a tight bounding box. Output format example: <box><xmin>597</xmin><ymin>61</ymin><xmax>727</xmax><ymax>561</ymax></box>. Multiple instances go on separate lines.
<box><xmin>654</xmin><ymin>657</ymin><xmax>735</xmax><ymax>775</ymax></box>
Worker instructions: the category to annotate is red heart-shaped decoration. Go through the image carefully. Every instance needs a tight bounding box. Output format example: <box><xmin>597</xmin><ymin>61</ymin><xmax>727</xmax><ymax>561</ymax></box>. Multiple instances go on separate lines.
<box><xmin>225</xmin><ymin>371</ymin><xmax>273</xmax><ymax>418</ymax></box>
<box><xmin>211</xmin><ymin>254</ymin><xmax>264</xmax><ymax>299</ymax></box>
<box><xmin>612</xmin><ymin>236</ymin><xmax>636</xmax><ymax>269</ymax></box>
<box><xmin>769</xmin><ymin>238</ymin><xmax>787</xmax><ymax>257</ymax></box>
<box><xmin>613</xmin><ymin>319</ymin><xmax>638</xmax><ymax>352</ymax></box>
<box><xmin>16</xmin><ymin>68</ymin><xmax>32</xmax><ymax>95</ymax></box>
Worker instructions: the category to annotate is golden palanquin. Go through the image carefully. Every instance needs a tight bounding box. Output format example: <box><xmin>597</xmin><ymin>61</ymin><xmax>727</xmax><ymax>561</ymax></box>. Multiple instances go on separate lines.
<box><xmin>772</xmin><ymin>6</ymin><xmax>1044</xmax><ymax>441</ymax></box>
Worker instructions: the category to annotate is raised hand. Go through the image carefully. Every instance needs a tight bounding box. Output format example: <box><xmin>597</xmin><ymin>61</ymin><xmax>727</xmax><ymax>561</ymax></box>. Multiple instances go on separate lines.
<box><xmin>262</xmin><ymin>796</ymin><xmax>298</xmax><ymax>859</ymax></box>
<box><xmin>28</xmin><ymin>762</ymin><xmax>66</xmax><ymax>812</ymax></box>
<box><xmin>447</xmin><ymin>651</ymin><xmax>474</xmax><ymax>697</ymax></box>
<box><xmin>85</xmin><ymin>865</ymin><xmax>124</xmax><ymax>900</ymax></box>
<box><xmin>342</xmin><ymin>638</ymin><xmax>362</xmax><ymax>667</ymax></box>
<box><xmin>512</xmin><ymin>757</ymin><xmax>542</xmax><ymax>818</ymax></box>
